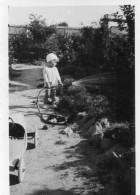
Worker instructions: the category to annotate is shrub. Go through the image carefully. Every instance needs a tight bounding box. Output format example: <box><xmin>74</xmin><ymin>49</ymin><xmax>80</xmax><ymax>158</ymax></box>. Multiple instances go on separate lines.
<box><xmin>61</xmin><ymin>75</ymin><xmax>75</xmax><ymax>85</ymax></box>
<box><xmin>55</xmin><ymin>95</ymin><xmax>75</xmax><ymax>116</ymax></box>
<box><xmin>57</xmin><ymin>35</ymin><xmax>77</xmax><ymax>66</ymax></box>
<box><xmin>67</xmin><ymin>85</ymin><xmax>87</xmax><ymax>96</ymax></box>
<box><xmin>74</xmin><ymin>93</ymin><xmax>93</xmax><ymax>112</ymax></box>
<box><xmin>104</xmin><ymin>122</ymin><xmax>134</xmax><ymax>147</ymax></box>
<box><xmin>88</xmin><ymin>95</ymin><xmax>111</xmax><ymax>117</ymax></box>
<box><xmin>59</xmin><ymin>65</ymin><xmax>86</xmax><ymax>79</ymax></box>
<box><xmin>56</xmin><ymin>84</ymin><xmax>113</xmax><ymax>124</ymax></box>
<box><xmin>55</xmin><ymin>85</ymin><xmax>93</xmax><ymax>118</ymax></box>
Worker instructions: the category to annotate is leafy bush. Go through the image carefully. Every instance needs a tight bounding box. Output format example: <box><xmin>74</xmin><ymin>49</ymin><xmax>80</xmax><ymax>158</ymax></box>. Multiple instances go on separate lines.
<box><xmin>55</xmin><ymin>85</ymin><xmax>93</xmax><ymax>118</ymax></box>
<box><xmin>9</xmin><ymin>37</ymin><xmax>15</xmax><ymax>65</ymax></box>
<box><xmin>74</xmin><ymin>93</ymin><xmax>93</xmax><ymax>112</ymax></box>
<box><xmin>57</xmin><ymin>35</ymin><xmax>77</xmax><ymax>66</ymax></box>
<box><xmin>55</xmin><ymin>84</ymin><xmax>112</xmax><ymax>123</ymax></box>
<box><xmin>59</xmin><ymin>64</ymin><xmax>87</xmax><ymax>79</ymax></box>
<box><xmin>55</xmin><ymin>95</ymin><xmax>75</xmax><ymax>116</ymax></box>
<box><xmin>104</xmin><ymin>122</ymin><xmax>134</xmax><ymax>147</ymax></box>
<box><xmin>61</xmin><ymin>75</ymin><xmax>75</xmax><ymax>85</ymax></box>
<box><xmin>9</xmin><ymin>14</ymin><xmax>57</xmax><ymax>63</ymax></box>
<box><xmin>88</xmin><ymin>95</ymin><xmax>111</xmax><ymax>117</ymax></box>
<box><xmin>28</xmin><ymin>14</ymin><xmax>56</xmax><ymax>43</ymax></box>
<box><xmin>67</xmin><ymin>85</ymin><xmax>87</xmax><ymax>96</ymax></box>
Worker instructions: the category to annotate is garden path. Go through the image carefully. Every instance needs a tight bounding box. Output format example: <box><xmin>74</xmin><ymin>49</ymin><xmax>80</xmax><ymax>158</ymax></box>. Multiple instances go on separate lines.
<box><xmin>9</xmin><ymin>88</ymin><xmax>103</xmax><ymax>195</ymax></box>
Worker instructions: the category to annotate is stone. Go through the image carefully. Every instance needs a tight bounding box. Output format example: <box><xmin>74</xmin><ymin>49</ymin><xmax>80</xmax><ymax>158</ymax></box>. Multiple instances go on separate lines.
<box><xmin>88</xmin><ymin>122</ymin><xmax>102</xmax><ymax>135</ymax></box>
<box><xmin>88</xmin><ymin>125</ymin><xmax>96</xmax><ymax>136</ymax></box>
<box><xmin>42</xmin><ymin>125</ymin><xmax>48</xmax><ymax>130</ymax></box>
<box><xmin>60</xmin><ymin>127</ymin><xmax>73</xmax><ymax>136</ymax></box>
<box><xmin>89</xmin><ymin>132</ymin><xmax>103</xmax><ymax>147</ymax></box>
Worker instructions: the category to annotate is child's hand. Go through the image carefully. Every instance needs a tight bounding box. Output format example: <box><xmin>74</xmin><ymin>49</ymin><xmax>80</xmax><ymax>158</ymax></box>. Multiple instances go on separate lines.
<box><xmin>45</xmin><ymin>83</ymin><xmax>51</xmax><ymax>88</ymax></box>
<box><xmin>59</xmin><ymin>81</ymin><xmax>63</xmax><ymax>86</ymax></box>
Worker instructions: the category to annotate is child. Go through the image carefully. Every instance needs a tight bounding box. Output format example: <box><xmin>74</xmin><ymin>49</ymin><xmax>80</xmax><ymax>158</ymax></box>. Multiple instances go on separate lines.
<box><xmin>43</xmin><ymin>53</ymin><xmax>63</xmax><ymax>103</ymax></box>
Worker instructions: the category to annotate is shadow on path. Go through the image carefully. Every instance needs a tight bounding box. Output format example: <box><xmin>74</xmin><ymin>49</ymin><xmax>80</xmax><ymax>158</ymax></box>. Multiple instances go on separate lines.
<box><xmin>28</xmin><ymin>188</ymin><xmax>83</xmax><ymax>195</ymax></box>
<box><xmin>9</xmin><ymin>174</ymin><xmax>19</xmax><ymax>186</ymax></box>
<box><xmin>27</xmin><ymin>142</ymin><xmax>35</xmax><ymax>150</ymax></box>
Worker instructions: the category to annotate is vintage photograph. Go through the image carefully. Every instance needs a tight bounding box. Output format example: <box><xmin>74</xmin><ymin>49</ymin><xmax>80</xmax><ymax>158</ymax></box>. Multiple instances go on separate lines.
<box><xmin>8</xmin><ymin>3</ymin><xmax>135</xmax><ymax>195</ymax></box>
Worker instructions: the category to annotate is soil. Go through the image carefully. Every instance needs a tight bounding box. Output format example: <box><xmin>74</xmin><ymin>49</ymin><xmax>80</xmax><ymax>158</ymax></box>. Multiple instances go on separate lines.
<box><xmin>9</xmin><ymin>65</ymin><xmax>103</xmax><ymax>195</ymax></box>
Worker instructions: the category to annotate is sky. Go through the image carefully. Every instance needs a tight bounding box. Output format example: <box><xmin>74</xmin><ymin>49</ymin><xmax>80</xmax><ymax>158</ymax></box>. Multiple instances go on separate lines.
<box><xmin>8</xmin><ymin>5</ymin><xmax>123</xmax><ymax>27</ymax></box>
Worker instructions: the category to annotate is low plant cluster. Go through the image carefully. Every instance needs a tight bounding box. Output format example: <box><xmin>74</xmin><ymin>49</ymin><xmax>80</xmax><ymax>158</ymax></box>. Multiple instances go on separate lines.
<box><xmin>103</xmin><ymin>122</ymin><xmax>134</xmax><ymax>148</ymax></box>
<box><xmin>55</xmin><ymin>83</ymin><xmax>111</xmax><ymax>121</ymax></box>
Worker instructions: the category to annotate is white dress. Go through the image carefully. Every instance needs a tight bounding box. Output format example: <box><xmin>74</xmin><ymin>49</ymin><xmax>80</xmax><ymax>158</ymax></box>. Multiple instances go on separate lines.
<box><xmin>43</xmin><ymin>66</ymin><xmax>61</xmax><ymax>87</ymax></box>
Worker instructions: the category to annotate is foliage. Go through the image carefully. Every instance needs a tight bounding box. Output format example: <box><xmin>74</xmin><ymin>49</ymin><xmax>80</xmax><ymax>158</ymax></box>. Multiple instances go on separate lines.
<box><xmin>9</xmin><ymin>14</ymin><xmax>56</xmax><ymax>63</ymax></box>
<box><xmin>56</xmin><ymin>85</ymin><xmax>93</xmax><ymax>117</ymax></box>
<box><xmin>55</xmin><ymin>84</ymin><xmax>112</xmax><ymax>122</ymax></box>
<box><xmin>120</xmin><ymin>5</ymin><xmax>135</xmax><ymax>70</ymax></box>
<box><xmin>9</xmin><ymin>33</ymin><xmax>35</xmax><ymax>63</ymax></box>
<box><xmin>110</xmin><ymin>5</ymin><xmax>135</xmax><ymax>72</ymax></box>
<box><xmin>71</xmin><ymin>7</ymin><xmax>134</xmax><ymax>73</ymax></box>
<box><xmin>56</xmin><ymin>95</ymin><xmax>75</xmax><ymax>116</ymax></box>
<box><xmin>57</xmin><ymin>35</ymin><xmax>78</xmax><ymax>67</ymax></box>
<box><xmin>61</xmin><ymin>75</ymin><xmax>75</xmax><ymax>85</ymax></box>
<box><xmin>9</xmin><ymin>37</ymin><xmax>15</xmax><ymax>65</ymax></box>
<box><xmin>9</xmin><ymin>8</ymin><xmax>135</xmax><ymax>73</ymax></box>
<box><xmin>59</xmin><ymin>65</ymin><xmax>86</xmax><ymax>79</ymax></box>
<box><xmin>104</xmin><ymin>122</ymin><xmax>134</xmax><ymax>147</ymax></box>
<box><xmin>119</xmin><ymin>5</ymin><xmax>135</xmax><ymax>41</ymax></box>
<box><xmin>57</xmin><ymin>22</ymin><xmax>68</xmax><ymax>27</ymax></box>
<box><xmin>66</xmin><ymin>85</ymin><xmax>87</xmax><ymax>96</ymax></box>
<box><xmin>27</xmin><ymin>14</ymin><xmax>56</xmax><ymax>43</ymax></box>
<box><xmin>88</xmin><ymin>95</ymin><xmax>111</xmax><ymax>117</ymax></box>
<box><xmin>72</xmin><ymin>27</ymin><xmax>96</xmax><ymax>70</ymax></box>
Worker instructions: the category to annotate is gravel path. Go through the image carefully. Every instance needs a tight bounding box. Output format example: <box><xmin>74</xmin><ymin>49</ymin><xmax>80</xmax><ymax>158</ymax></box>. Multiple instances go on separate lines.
<box><xmin>9</xmin><ymin>89</ymin><xmax>102</xmax><ymax>195</ymax></box>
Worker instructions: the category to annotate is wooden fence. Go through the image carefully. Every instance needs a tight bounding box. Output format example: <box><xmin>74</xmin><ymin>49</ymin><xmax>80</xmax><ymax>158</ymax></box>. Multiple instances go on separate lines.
<box><xmin>8</xmin><ymin>25</ymin><xmax>83</xmax><ymax>37</ymax></box>
<box><xmin>9</xmin><ymin>25</ymin><xmax>127</xmax><ymax>39</ymax></box>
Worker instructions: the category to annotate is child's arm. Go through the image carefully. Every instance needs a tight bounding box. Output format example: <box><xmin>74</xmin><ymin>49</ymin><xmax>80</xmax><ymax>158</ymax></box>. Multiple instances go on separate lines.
<box><xmin>43</xmin><ymin>68</ymin><xmax>51</xmax><ymax>88</ymax></box>
<box><xmin>55</xmin><ymin>67</ymin><xmax>63</xmax><ymax>85</ymax></box>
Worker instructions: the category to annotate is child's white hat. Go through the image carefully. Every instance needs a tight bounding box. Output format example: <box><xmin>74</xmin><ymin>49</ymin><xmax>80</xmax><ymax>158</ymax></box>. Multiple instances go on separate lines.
<box><xmin>46</xmin><ymin>53</ymin><xmax>59</xmax><ymax>63</ymax></box>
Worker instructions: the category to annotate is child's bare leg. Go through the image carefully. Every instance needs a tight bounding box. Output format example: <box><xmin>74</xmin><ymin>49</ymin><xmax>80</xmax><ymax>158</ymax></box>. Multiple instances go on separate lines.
<box><xmin>47</xmin><ymin>88</ymin><xmax>52</xmax><ymax>103</ymax></box>
<box><xmin>52</xmin><ymin>87</ymin><xmax>57</xmax><ymax>102</ymax></box>
<box><xmin>44</xmin><ymin>88</ymin><xmax>51</xmax><ymax>104</ymax></box>
<box><xmin>44</xmin><ymin>89</ymin><xmax>48</xmax><ymax>104</ymax></box>
<box><xmin>47</xmin><ymin>88</ymin><xmax>51</xmax><ymax>99</ymax></box>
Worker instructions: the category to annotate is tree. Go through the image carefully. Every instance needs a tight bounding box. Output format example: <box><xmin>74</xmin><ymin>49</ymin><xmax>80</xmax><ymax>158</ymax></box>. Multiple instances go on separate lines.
<box><xmin>98</xmin><ymin>6</ymin><xmax>135</xmax><ymax>72</ymax></box>
<box><xmin>119</xmin><ymin>5</ymin><xmax>134</xmax><ymax>41</ymax></box>
<box><xmin>26</xmin><ymin>14</ymin><xmax>57</xmax><ymax>60</ymax></box>
<box><xmin>115</xmin><ymin>5</ymin><xmax>135</xmax><ymax>70</ymax></box>
<box><xmin>120</xmin><ymin>5</ymin><xmax>135</xmax><ymax>69</ymax></box>
<box><xmin>57</xmin><ymin>22</ymin><xmax>68</xmax><ymax>27</ymax></box>
<box><xmin>27</xmin><ymin>14</ymin><xmax>56</xmax><ymax>43</ymax></box>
